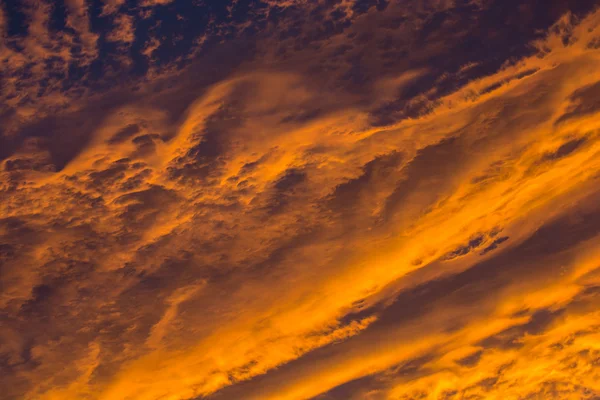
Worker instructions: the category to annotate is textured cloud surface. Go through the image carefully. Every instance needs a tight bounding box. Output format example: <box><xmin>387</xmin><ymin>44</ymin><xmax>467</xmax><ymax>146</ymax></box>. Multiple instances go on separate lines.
<box><xmin>2</xmin><ymin>1</ymin><xmax>600</xmax><ymax>399</ymax></box>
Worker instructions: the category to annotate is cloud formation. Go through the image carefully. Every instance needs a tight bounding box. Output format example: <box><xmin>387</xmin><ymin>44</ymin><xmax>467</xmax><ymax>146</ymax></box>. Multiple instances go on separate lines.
<box><xmin>2</xmin><ymin>1</ymin><xmax>600</xmax><ymax>400</ymax></box>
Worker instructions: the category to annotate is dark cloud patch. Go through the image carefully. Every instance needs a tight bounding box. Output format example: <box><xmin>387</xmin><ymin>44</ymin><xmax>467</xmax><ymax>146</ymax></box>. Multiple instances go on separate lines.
<box><xmin>274</xmin><ymin>168</ymin><xmax>307</xmax><ymax>192</ymax></box>
<box><xmin>3</xmin><ymin>155</ymin><xmax>56</xmax><ymax>173</ymax></box>
<box><xmin>168</xmin><ymin>96</ymin><xmax>248</xmax><ymax>182</ymax></box>
<box><xmin>113</xmin><ymin>185</ymin><xmax>179</xmax><ymax>231</ymax></box>
<box><xmin>239</xmin><ymin>153</ymin><xmax>271</xmax><ymax>176</ymax></box>
<box><xmin>0</xmin><ymin>243</ymin><xmax>16</xmax><ymax>261</ymax></box>
<box><xmin>113</xmin><ymin>184</ymin><xmax>176</xmax><ymax>208</ymax></box>
<box><xmin>48</xmin><ymin>0</ymin><xmax>69</xmax><ymax>33</ymax></box>
<box><xmin>0</xmin><ymin>217</ymin><xmax>41</xmax><ymax>248</ymax></box>
<box><xmin>382</xmin><ymin>137</ymin><xmax>463</xmax><ymax>221</ymax></box>
<box><xmin>474</xmin><ymin>376</ymin><xmax>499</xmax><ymax>391</ymax></box>
<box><xmin>556</xmin><ymin>80</ymin><xmax>600</xmax><ymax>125</ymax></box>
<box><xmin>442</xmin><ymin>235</ymin><xmax>485</xmax><ymax>261</ymax></box>
<box><xmin>263</xmin><ymin>168</ymin><xmax>308</xmax><ymax>215</ymax></box>
<box><xmin>352</xmin><ymin>0</ymin><xmax>389</xmax><ymax>14</ymax></box>
<box><xmin>18</xmin><ymin>284</ymin><xmax>57</xmax><ymax>318</ymax></box>
<box><xmin>2</xmin><ymin>0</ymin><xmax>28</xmax><ymax>38</ymax></box>
<box><xmin>513</xmin><ymin>67</ymin><xmax>541</xmax><ymax>80</ymax></box>
<box><xmin>119</xmin><ymin>168</ymin><xmax>152</xmax><ymax>192</ymax></box>
<box><xmin>168</xmin><ymin>135</ymin><xmax>222</xmax><ymax>182</ymax></box>
<box><xmin>313</xmin><ymin>354</ymin><xmax>433</xmax><ymax>400</ymax></box>
<box><xmin>86</xmin><ymin>161</ymin><xmax>130</xmax><ymax>191</ymax></box>
<box><xmin>480</xmin><ymin>236</ymin><xmax>509</xmax><ymax>255</ymax></box>
<box><xmin>480</xmin><ymin>309</ymin><xmax>564</xmax><ymax>350</ymax></box>
<box><xmin>588</xmin><ymin>36</ymin><xmax>600</xmax><ymax>49</ymax></box>
<box><xmin>116</xmin><ymin>255</ymin><xmax>198</xmax><ymax>326</ymax></box>
<box><xmin>132</xmin><ymin>133</ymin><xmax>161</xmax><ymax>156</ymax></box>
<box><xmin>2</xmin><ymin>137</ymin><xmax>56</xmax><ymax>175</ymax></box>
<box><xmin>328</xmin><ymin>151</ymin><xmax>403</xmax><ymax>215</ymax></box>
<box><xmin>545</xmin><ymin>138</ymin><xmax>588</xmax><ymax>161</ymax></box>
<box><xmin>456</xmin><ymin>350</ymin><xmax>484</xmax><ymax>367</ymax></box>
<box><xmin>0</xmin><ymin>331</ymin><xmax>37</xmax><ymax>400</ymax></box>
<box><xmin>187</xmin><ymin>128</ymin><xmax>223</xmax><ymax>164</ymax></box>
<box><xmin>561</xmin><ymin>285</ymin><xmax>600</xmax><ymax>317</ymax></box>
<box><xmin>480</xmin><ymin>68</ymin><xmax>540</xmax><ymax>96</ymax></box>
<box><xmin>390</xmin><ymin>354</ymin><xmax>435</xmax><ymax>378</ymax></box>
<box><xmin>107</xmin><ymin>124</ymin><xmax>141</xmax><ymax>145</ymax></box>
<box><xmin>238</xmin><ymin>229</ymin><xmax>324</xmax><ymax>282</ymax></box>
<box><xmin>1</xmin><ymin>94</ymin><xmax>134</xmax><ymax>172</ymax></box>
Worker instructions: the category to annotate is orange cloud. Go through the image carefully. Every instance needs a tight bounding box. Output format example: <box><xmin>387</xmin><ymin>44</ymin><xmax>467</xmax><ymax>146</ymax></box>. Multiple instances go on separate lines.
<box><xmin>2</xmin><ymin>2</ymin><xmax>600</xmax><ymax>400</ymax></box>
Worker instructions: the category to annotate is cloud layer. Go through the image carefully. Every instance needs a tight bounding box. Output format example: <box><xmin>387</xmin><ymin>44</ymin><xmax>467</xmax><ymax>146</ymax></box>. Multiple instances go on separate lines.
<box><xmin>2</xmin><ymin>1</ymin><xmax>600</xmax><ymax>399</ymax></box>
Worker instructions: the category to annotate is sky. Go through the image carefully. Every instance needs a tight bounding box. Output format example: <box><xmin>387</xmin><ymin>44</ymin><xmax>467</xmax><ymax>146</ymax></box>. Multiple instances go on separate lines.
<box><xmin>2</xmin><ymin>1</ymin><xmax>600</xmax><ymax>399</ymax></box>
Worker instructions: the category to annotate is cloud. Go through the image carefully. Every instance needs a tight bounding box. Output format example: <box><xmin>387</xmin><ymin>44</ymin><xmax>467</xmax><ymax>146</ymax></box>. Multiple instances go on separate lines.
<box><xmin>2</xmin><ymin>1</ymin><xmax>600</xmax><ymax>400</ymax></box>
